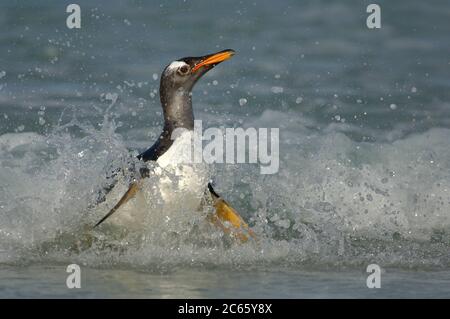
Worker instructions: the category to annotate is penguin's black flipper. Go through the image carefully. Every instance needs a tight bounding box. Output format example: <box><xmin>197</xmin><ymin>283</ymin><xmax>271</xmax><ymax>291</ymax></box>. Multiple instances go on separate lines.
<box><xmin>93</xmin><ymin>180</ymin><xmax>142</xmax><ymax>228</ymax></box>
<box><xmin>92</xmin><ymin>167</ymin><xmax>122</xmax><ymax>206</ymax></box>
<box><xmin>92</xmin><ymin>145</ymin><xmax>154</xmax><ymax>226</ymax></box>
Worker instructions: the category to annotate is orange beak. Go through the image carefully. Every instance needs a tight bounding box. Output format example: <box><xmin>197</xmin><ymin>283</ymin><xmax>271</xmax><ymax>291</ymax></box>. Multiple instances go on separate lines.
<box><xmin>192</xmin><ymin>49</ymin><xmax>235</xmax><ymax>73</ymax></box>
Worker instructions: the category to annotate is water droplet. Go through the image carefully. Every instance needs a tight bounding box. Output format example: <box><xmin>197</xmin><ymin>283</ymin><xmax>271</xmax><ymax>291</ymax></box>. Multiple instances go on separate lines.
<box><xmin>271</xmin><ymin>86</ymin><xmax>283</xmax><ymax>94</ymax></box>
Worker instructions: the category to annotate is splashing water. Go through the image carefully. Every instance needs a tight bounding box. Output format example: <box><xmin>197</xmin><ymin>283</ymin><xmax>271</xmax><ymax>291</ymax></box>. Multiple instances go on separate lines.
<box><xmin>1</xmin><ymin>106</ymin><xmax>449</xmax><ymax>271</ymax></box>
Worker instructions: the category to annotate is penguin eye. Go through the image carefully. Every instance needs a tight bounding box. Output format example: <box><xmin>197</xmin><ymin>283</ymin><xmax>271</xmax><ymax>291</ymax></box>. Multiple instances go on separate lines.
<box><xmin>177</xmin><ymin>65</ymin><xmax>190</xmax><ymax>75</ymax></box>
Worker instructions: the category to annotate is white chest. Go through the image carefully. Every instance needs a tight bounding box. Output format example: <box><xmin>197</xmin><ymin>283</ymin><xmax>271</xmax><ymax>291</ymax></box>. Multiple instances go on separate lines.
<box><xmin>98</xmin><ymin>130</ymin><xmax>209</xmax><ymax>231</ymax></box>
<box><xmin>145</xmin><ymin>130</ymin><xmax>209</xmax><ymax>216</ymax></box>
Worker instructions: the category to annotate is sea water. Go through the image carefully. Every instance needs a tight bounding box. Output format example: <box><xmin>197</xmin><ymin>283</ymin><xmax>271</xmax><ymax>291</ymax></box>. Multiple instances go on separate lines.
<box><xmin>0</xmin><ymin>0</ymin><xmax>449</xmax><ymax>298</ymax></box>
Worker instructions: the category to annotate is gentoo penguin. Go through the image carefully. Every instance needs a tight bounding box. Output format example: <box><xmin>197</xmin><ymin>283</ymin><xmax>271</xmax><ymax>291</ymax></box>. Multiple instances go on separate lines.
<box><xmin>94</xmin><ymin>49</ymin><xmax>255</xmax><ymax>243</ymax></box>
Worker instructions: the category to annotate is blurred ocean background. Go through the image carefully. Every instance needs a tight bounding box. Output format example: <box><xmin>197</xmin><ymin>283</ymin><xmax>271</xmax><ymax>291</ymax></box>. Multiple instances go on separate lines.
<box><xmin>0</xmin><ymin>0</ymin><xmax>449</xmax><ymax>298</ymax></box>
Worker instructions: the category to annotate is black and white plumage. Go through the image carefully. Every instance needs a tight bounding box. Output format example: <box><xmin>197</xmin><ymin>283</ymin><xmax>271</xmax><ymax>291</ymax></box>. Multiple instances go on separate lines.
<box><xmin>138</xmin><ymin>50</ymin><xmax>234</xmax><ymax>162</ymax></box>
<box><xmin>93</xmin><ymin>50</ymin><xmax>254</xmax><ymax>242</ymax></box>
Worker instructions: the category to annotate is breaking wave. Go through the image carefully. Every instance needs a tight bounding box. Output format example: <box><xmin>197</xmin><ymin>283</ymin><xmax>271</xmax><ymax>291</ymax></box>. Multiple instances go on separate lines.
<box><xmin>1</xmin><ymin>108</ymin><xmax>449</xmax><ymax>271</ymax></box>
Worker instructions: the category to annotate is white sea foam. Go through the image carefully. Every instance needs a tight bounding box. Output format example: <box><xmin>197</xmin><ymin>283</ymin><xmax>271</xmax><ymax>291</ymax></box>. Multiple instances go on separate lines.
<box><xmin>0</xmin><ymin>111</ymin><xmax>449</xmax><ymax>270</ymax></box>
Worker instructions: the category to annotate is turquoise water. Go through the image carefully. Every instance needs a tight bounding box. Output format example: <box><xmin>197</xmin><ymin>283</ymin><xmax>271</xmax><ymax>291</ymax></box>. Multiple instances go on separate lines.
<box><xmin>2</xmin><ymin>265</ymin><xmax>450</xmax><ymax>298</ymax></box>
<box><xmin>0</xmin><ymin>0</ymin><xmax>449</xmax><ymax>298</ymax></box>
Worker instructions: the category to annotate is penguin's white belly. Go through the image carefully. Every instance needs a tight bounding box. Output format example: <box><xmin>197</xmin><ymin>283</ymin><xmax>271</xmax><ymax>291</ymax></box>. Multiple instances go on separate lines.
<box><xmin>104</xmin><ymin>130</ymin><xmax>209</xmax><ymax>231</ymax></box>
<box><xmin>152</xmin><ymin>129</ymin><xmax>208</xmax><ymax>212</ymax></box>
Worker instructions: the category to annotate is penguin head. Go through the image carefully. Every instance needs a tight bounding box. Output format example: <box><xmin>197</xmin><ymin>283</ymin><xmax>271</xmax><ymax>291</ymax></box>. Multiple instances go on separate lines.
<box><xmin>160</xmin><ymin>49</ymin><xmax>235</xmax><ymax>94</ymax></box>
